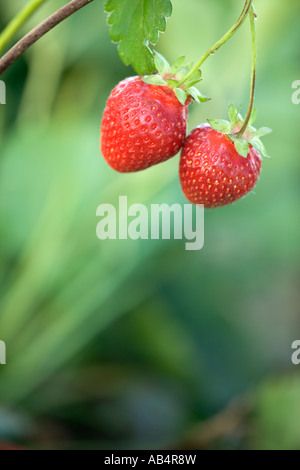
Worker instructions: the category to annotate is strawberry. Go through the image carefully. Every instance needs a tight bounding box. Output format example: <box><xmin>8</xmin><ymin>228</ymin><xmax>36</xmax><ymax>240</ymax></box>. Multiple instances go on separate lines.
<box><xmin>100</xmin><ymin>53</ymin><xmax>208</xmax><ymax>172</ymax></box>
<box><xmin>100</xmin><ymin>76</ymin><xmax>188</xmax><ymax>172</ymax></box>
<box><xmin>179</xmin><ymin>106</ymin><xmax>271</xmax><ymax>208</ymax></box>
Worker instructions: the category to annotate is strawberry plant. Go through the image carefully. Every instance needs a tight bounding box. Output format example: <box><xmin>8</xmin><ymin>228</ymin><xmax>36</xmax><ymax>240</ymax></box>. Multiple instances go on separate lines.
<box><xmin>0</xmin><ymin>0</ymin><xmax>271</xmax><ymax>208</ymax></box>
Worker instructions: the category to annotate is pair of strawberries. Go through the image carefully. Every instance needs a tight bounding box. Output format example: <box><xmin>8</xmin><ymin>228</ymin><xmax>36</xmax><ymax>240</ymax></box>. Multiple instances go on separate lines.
<box><xmin>100</xmin><ymin>75</ymin><xmax>267</xmax><ymax>208</ymax></box>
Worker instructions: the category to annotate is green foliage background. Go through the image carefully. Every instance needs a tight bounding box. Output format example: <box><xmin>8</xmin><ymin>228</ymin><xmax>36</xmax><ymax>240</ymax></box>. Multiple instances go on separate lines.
<box><xmin>0</xmin><ymin>0</ymin><xmax>299</xmax><ymax>449</ymax></box>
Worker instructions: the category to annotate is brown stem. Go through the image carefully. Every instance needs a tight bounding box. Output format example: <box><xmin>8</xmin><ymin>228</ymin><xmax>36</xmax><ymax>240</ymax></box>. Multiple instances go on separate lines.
<box><xmin>0</xmin><ymin>0</ymin><xmax>94</xmax><ymax>76</ymax></box>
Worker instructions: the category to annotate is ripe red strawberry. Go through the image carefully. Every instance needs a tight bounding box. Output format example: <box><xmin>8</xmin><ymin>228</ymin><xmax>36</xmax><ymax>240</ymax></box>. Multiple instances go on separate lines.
<box><xmin>100</xmin><ymin>76</ymin><xmax>189</xmax><ymax>172</ymax></box>
<box><xmin>179</xmin><ymin>105</ymin><xmax>271</xmax><ymax>208</ymax></box>
<box><xmin>179</xmin><ymin>123</ymin><xmax>264</xmax><ymax>208</ymax></box>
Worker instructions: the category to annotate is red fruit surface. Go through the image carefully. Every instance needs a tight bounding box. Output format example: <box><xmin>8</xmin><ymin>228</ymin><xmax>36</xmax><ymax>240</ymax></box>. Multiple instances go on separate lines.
<box><xmin>179</xmin><ymin>124</ymin><xmax>262</xmax><ymax>208</ymax></box>
<box><xmin>100</xmin><ymin>76</ymin><xmax>188</xmax><ymax>172</ymax></box>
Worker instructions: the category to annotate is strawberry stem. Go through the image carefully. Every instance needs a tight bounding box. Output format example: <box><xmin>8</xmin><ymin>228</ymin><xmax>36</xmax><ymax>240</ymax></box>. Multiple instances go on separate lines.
<box><xmin>176</xmin><ymin>0</ymin><xmax>253</xmax><ymax>89</ymax></box>
<box><xmin>0</xmin><ymin>0</ymin><xmax>95</xmax><ymax>76</ymax></box>
<box><xmin>236</xmin><ymin>6</ymin><xmax>257</xmax><ymax>138</ymax></box>
<box><xmin>0</xmin><ymin>0</ymin><xmax>48</xmax><ymax>54</ymax></box>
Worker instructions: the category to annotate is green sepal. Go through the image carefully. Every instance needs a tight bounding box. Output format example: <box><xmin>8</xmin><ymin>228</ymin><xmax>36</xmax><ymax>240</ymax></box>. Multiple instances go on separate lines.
<box><xmin>187</xmin><ymin>88</ymin><xmax>200</xmax><ymax>103</ymax></box>
<box><xmin>208</xmin><ymin>119</ymin><xmax>231</xmax><ymax>134</ymax></box>
<box><xmin>166</xmin><ymin>78</ymin><xmax>179</xmax><ymax>87</ymax></box>
<box><xmin>188</xmin><ymin>86</ymin><xmax>210</xmax><ymax>103</ymax></box>
<box><xmin>208</xmin><ymin>103</ymin><xmax>272</xmax><ymax>159</ymax></box>
<box><xmin>228</xmin><ymin>103</ymin><xmax>239</xmax><ymax>126</ymax></box>
<box><xmin>173</xmin><ymin>62</ymin><xmax>194</xmax><ymax>82</ymax></box>
<box><xmin>256</xmin><ymin>127</ymin><xmax>272</xmax><ymax>137</ymax></box>
<box><xmin>234</xmin><ymin>139</ymin><xmax>250</xmax><ymax>158</ymax></box>
<box><xmin>183</xmin><ymin>69</ymin><xmax>202</xmax><ymax>90</ymax></box>
<box><xmin>174</xmin><ymin>88</ymin><xmax>188</xmax><ymax>105</ymax></box>
<box><xmin>171</xmin><ymin>56</ymin><xmax>185</xmax><ymax>75</ymax></box>
<box><xmin>142</xmin><ymin>75</ymin><xmax>166</xmax><ymax>86</ymax></box>
<box><xmin>249</xmin><ymin>137</ymin><xmax>271</xmax><ymax>159</ymax></box>
<box><xmin>154</xmin><ymin>52</ymin><xmax>171</xmax><ymax>76</ymax></box>
<box><xmin>144</xmin><ymin>52</ymin><xmax>208</xmax><ymax>106</ymax></box>
<box><xmin>249</xmin><ymin>108</ymin><xmax>257</xmax><ymax>125</ymax></box>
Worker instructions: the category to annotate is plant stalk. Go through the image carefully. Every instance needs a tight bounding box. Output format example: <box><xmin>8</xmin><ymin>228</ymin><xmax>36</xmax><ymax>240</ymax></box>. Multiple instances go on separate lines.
<box><xmin>0</xmin><ymin>0</ymin><xmax>94</xmax><ymax>76</ymax></box>
<box><xmin>237</xmin><ymin>6</ymin><xmax>257</xmax><ymax>137</ymax></box>
<box><xmin>177</xmin><ymin>0</ymin><xmax>253</xmax><ymax>89</ymax></box>
<box><xmin>0</xmin><ymin>0</ymin><xmax>48</xmax><ymax>54</ymax></box>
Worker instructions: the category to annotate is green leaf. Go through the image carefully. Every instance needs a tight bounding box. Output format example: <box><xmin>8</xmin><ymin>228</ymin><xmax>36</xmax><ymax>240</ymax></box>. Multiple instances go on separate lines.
<box><xmin>184</xmin><ymin>69</ymin><xmax>202</xmax><ymax>89</ymax></box>
<box><xmin>166</xmin><ymin>78</ymin><xmax>179</xmax><ymax>87</ymax></box>
<box><xmin>175</xmin><ymin>62</ymin><xmax>194</xmax><ymax>81</ymax></box>
<box><xmin>174</xmin><ymin>88</ymin><xmax>187</xmax><ymax>105</ymax></box>
<box><xmin>171</xmin><ymin>56</ymin><xmax>185</xmax><ymax>75</ymax></box>
<box><xmin>249</xmin><ymin>138</ymin><xmax>271</xmax><ymax>158</ymax></box>
<box><xmin>181</xmin><ymin>62</ymin><xmax>194</xmax><ymax>73</ymax></box>
<box><xmin>188</xmin><ymin>87</ymin><xmax>210</xmax><ymax>102</ymax></box>
<box><xmin>234</xmin><ymin>140</ymin><xmax>249</xmax><ymax>158</ymax></box>
<box><xmin>187</xmin><ymin>88</ymin><xmax>201</xmax><ymax>103</ymax></box>
<box><xmin>228</xmin><ymin>104</ymin><xmax>238</xmax><ymax>125</ymax></box>
<box><xmin>231</xmin><ymin>106</ymin><xmax>243</xmax><ymax>124</ymax></box>
<box><xmin>105</xmin><ymin>0</ymin><xmax>173</xmax><ymax>75</ymax></box>
<box><xmin>208</xmin><ymin>119</ymin><xmax>231</xmax><ymax>134</ymax></box>
<box><xmin>184</xmin><ymin>80</ymin><xmax>199</xmax><ymax>89</ymax></box>
<box><xmin>249</xmin><ymin>108</ymin><xmax>257</xmax><ymax>125</ymax></box>
<box><xmin>256</xmin><ymin>127</ymin><xmax>272</xmax><ymax>137</ymax></box>
<box><xmin>142</xmin><ymin>75</ymin><xmax>166</xmax><ymax>86</ymax></box>
<box><xmin>154</xmin><ymin>52</ymin><xmax>171</xmax><ymax>76</ymax></box>
<box><xmin>184</xmin><ymin>79</ymin><xmax>202</xmax><ymax>89</ymax></box>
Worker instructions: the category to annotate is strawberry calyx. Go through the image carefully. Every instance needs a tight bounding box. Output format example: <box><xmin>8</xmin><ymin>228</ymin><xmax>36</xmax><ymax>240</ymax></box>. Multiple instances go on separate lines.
<box><xmin>142</xmin><ymin>52</ymin><xmax>210</xmax><ymax>105</ymax></box>
<box><xmin>208</xmin><ymin>104</ymin><xmax>272</xmax><ymax>158</ymax></box>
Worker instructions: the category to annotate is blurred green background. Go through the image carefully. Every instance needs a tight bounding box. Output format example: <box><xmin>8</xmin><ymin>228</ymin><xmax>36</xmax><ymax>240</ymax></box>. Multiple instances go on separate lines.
<box><xmin>0</xmin><ymin>0</ymin><xmax>299</xmax><ymax>450</ymax></box>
